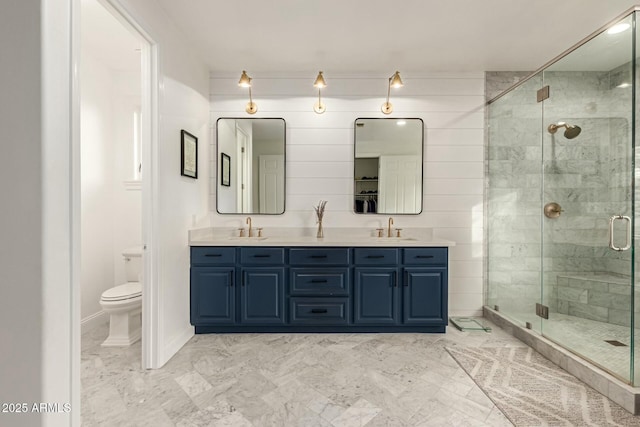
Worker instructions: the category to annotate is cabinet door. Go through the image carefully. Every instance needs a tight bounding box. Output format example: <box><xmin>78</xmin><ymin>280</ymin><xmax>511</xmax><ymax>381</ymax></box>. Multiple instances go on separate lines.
<box><xmin>354</xmin><ymin>268</ymin><xmax>399</xmax><ymax>324</ymax></box>
<box><xmin>241</xmin><ymin>268</ymin><xmax>286</xmax><ymax>324</ymax></box>
<box><xmin>190</xmin><ymin>267</ymin><xmax>235</xmax><ymax>324</ymax></box>
<box><xmin>403</xmin><ymin>268</ymin><xmax>447</xmax><ymax>325</ymax></box>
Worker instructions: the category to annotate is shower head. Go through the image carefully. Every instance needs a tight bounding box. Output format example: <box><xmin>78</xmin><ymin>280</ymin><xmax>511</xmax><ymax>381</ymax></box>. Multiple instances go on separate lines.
<box><xmin>548</xmin><ymin>122</ymin><xmax>582</xmax><ymax>139</ymax></box>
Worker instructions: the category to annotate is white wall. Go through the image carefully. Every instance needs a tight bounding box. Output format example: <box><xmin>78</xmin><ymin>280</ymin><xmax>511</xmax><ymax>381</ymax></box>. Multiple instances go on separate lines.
<box><xmin>210</xmin><ymin>73</ymin><xmax>485</xmax><ymax>316</ymax></box>
<box><xmin>116</xmin><ymin>0</ymin><xmax>211</xmax><ymax>366</ymax></box>
<box><xmin>80</xmin><ymin>53</ymin><xmax>116</xmax><ymax>323</ymax></box>
<box><xmin>80</xmin><ymin>51</ymin><xmax>142</xmax><ymax>328</ymax></box>
<box><xmin>111</xmin><ymin>69</ymin><xmax>143</xmax><ymax>285</ymax></box>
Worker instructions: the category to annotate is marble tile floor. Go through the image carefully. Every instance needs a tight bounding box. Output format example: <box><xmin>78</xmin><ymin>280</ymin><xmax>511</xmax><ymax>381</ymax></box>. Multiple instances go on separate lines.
<box><xmin>82</xmin><ymin>320</ymin><xmax>560</xmax><ymax>426</ymax></box>
<box><xmin>503</xmin><ymin>310</ymin><xmax>636</xmax><ymax>382</ymax></box>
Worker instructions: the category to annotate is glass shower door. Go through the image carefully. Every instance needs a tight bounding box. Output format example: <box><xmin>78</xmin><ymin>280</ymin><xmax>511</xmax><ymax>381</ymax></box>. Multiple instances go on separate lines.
<box><xmin>487</xmin><ymin>73</ymin><xmax>544</xmax><ymax>332</ymax></box>
<box><xmin>540</xmin><ymin>14</ymin><xmax>634</xmax><ymax>382</ymax></box>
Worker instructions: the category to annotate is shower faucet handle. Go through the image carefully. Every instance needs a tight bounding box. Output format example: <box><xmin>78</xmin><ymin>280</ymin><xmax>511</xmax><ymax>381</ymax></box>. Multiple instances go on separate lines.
<box><xmin>544</xmin><ymin>202</ymin><xmax>564</xmax><ymax>219</ymax></box>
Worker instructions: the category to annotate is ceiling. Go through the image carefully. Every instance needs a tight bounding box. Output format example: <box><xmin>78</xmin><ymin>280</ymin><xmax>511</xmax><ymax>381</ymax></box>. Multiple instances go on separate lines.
<box><xmin>82</xmin><ymin>0</ymin><xmax>640</xmax><ymax>75</ymax></box>
<box><xmin>152</xmin><ymin>0</ymin><xmax>639</xmax><ymax>74</ymax></box>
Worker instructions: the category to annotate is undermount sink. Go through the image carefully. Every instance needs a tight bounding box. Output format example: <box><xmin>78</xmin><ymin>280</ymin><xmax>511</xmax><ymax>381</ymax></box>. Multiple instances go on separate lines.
<box><xmin>371</xmin><ymin>237</ymin><xmax>418</xmax><ymax>241</ymax></box>
<box><xmin>227</xmin><ymin>236</ymin><xmax>268</xmax><ymax>241</ymax></box>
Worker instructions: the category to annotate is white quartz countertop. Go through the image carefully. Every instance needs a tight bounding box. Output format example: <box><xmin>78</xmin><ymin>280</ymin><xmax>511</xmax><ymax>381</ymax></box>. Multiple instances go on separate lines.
<box><xmin>189</xmin><ymin>227</ymin><xmax>455</xmax><ymax>247</ymax></box>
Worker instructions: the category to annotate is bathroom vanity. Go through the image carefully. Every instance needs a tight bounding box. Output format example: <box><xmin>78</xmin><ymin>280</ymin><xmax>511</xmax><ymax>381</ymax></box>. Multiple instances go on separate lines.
<box><xmin>189</xmin><ymin>230</ymin><xmax>453</xmax><ymax>333</ymax></box>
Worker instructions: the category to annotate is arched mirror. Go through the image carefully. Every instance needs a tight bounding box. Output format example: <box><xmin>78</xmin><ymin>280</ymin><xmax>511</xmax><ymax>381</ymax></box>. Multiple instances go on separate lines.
<box><xmin>216</xmin><ymin>118</ymin><xmax>286</xmax><ymax>214</ymax></box>
<box><xmin>354</xmin><ymin>118</ymin><xmax>423</xmax><ymax>214</ymax></box>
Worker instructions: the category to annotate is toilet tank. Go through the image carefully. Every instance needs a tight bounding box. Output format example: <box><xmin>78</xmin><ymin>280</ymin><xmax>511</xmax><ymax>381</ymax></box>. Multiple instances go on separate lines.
<box><xmin>122</xmin><ymin>246</ymin><xmax>143</xmax><ymax>282</ymax></box>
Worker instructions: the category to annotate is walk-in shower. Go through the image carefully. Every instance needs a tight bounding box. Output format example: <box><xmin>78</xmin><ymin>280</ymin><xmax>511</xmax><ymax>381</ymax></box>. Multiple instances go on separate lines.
<box><xmin>487</xmin><ymin>8</ymin><xmax>639</xmax><ymax>388</ymax></box>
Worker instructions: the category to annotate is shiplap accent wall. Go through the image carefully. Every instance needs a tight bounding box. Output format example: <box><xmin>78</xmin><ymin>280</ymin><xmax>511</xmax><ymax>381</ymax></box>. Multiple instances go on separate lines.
<box><xmin>209</xmin><ymin>73</ymin><xmax>485</xmax><ymax>316</ymax></box>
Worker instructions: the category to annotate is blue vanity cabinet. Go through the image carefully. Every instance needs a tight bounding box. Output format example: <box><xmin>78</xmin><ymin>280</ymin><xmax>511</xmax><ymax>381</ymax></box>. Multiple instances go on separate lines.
<box><xmin>190</xmin><ymin>267</ymin><xmax>235</xmax><ymax>324</ymax></box>
<box><xmin>403</xmin><ymin>268</ymin><xmax>447</xmax><ymax>324</ymax></box>
<box><xmin>402</xmin><ymin>248</ymin><xmax>448</xmax><ymax>325</ymax></box>
<box><xmin>354</xmin><ymin>267</ymin><xmax>399</xmax><ymax>324</ymax></box>
<box><xmin>190</xmin><ymin>245</ymin><xmax>448</xmax><ymax>333</ymax></box>
<box><xmin>190</xmin><ymin>247</ymin><xmax>236</xmax><ymax>325</ymax></box>
<box><xmin>289</xmin><ymin>247</ymin><xmax>351</xmax><ymax>325</ymax></box>
<box><xmin>290</xmin><ymin>297</ymin><xmax>350</xmax><ymax>324</ymax></box>
<box><xmin>353</xmin><ymin>248</ymin><xmax>400</xmax><ymax>324</ymax></box>
<box><xmin>239</xmin><ymin>248</ymin><xmax>286</xmax><ymax>324</ymax></box>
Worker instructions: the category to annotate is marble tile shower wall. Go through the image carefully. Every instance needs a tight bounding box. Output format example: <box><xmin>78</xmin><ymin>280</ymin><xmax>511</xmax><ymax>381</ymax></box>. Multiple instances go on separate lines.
<box><xmin>487</xmin><ymin>67</ymin><xmax>636</xmax><ymax>326</ymax></box>
<box><xmin>209</xmin><ymin>73</ymin><xmax>486</xmax><ymax>316</ymax></box>
<box><xmin>544</xmin><ymin>70</ymin><xmax>633</xmax><ymax>324</ymax></box>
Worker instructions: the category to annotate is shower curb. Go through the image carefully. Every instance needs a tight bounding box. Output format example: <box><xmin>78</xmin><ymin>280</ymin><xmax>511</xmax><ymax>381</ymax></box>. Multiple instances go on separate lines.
<box><xmin>483</xmin><ymin>306</ymin><xmax>640</xmax><ymax>415</ymax></box>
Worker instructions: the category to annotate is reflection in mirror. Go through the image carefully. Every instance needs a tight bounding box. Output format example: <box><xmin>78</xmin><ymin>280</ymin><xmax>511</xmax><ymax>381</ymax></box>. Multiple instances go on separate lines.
<box><xmin>354</xmin><ymin>118</ymin><xmax>423</xmax><ymax>214</ymax></box>
<box><xmin>216</xmin><ymin>118</ymin><xmax>286</xmax><ymax>214</ymax></box>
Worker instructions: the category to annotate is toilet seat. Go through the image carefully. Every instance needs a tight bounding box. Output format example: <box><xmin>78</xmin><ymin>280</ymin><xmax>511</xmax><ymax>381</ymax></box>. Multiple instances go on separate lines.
<box><xmin>101</xmin><ymin>282</ymin><xmax>141</xmax><ymax>301</ymax></box>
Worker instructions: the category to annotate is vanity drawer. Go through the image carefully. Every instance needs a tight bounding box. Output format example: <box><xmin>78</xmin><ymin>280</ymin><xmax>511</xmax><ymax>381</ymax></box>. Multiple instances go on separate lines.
<box><xmin>290</xmin><ymin>268</ymin><xmax>350</xmax><ymax>296</ymax></box>
<box><xmin>289</xmin><ymin>248</ymin><xmax>350</xmax><ymax>265</ymax></box>
<box><xmin>403</xmin><ymin>248</ymin><xmax>448</xmax><ymax>266</ymax></box>
<box><xmin>290</xmin><ymin>298</ymin><xmax>349</xmax><ymax>325</ymax></box>
<box><xmin>191</xmin><ymin>247</ymin><xmax>236</xmax><ymax>265</ymax></box>
<box><xmin>354</xmin><ymin>248</ymin><xmax>399</xmax><ymax>265</ymax></box>
<box><xmin>240</xmin><ymin>247</ymin><xmax>285</xmax><ymax>265</ymax></box>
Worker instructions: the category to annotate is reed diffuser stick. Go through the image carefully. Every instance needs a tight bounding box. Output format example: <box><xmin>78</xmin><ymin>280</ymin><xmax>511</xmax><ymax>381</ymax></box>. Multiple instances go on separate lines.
<box><xmin>314</xmin><ymin>200</ymin><xmax>327</xmax><ymax>238</ymax></box>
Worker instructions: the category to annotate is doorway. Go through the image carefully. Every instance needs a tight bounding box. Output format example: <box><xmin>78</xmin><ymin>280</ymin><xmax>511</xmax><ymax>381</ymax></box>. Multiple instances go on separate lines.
<box><xmin>78</xmin><ymin>0</ymin><xmax>158</xmax><ymax>370</ymax></box>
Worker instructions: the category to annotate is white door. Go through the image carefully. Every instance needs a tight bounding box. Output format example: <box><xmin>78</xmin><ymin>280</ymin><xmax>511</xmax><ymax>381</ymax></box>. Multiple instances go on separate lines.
<box><xmin>379</xmin><ymin>155</ymin><xmax>421</xmax><ymax>213</ymax></box>
<box><xmin>259</xmin><ymin>155</ymin><xmax>285</xmax><ymax>213</ymax></box>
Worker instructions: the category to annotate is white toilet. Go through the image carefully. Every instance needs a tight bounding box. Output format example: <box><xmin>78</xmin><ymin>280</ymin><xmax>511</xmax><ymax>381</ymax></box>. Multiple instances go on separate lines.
<box><xmin>100</xmin><ymin>246</ymin><xmax>143</xmax><ymax>347</ymax></box>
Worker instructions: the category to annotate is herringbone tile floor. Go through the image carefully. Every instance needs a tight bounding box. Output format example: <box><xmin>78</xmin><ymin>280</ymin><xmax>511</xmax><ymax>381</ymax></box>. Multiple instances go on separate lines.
<box><xmin>81</xmin><ymin>321</ymin><xmax>518</xmax><ymax>426</ymax></box>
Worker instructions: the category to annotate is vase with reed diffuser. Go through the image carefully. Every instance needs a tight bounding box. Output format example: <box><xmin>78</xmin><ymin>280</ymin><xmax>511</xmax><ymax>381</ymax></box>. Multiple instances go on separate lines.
<box><xmin>314</xmin><ymin>200</ymin><xmax>327</xmax><ymax>238</ymax></box>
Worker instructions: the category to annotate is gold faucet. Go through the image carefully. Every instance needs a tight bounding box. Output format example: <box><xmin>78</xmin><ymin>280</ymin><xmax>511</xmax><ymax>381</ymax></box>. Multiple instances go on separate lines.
<box><xmin>246</xmin><ymin>217</ymin><xmax>252</xmax><ymax>237</ymax></box>
<box><xmin>388</xmin><ymin>217</ymin><xmax>394</xmax><ymax>237</ymax></box>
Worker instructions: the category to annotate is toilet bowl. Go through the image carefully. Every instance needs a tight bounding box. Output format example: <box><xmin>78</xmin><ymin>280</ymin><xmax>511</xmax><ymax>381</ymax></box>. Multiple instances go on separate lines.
<box><xmin>100</xmin><ymin>246</ymin><xmax>143</xmax><ymax>347</ymax></box>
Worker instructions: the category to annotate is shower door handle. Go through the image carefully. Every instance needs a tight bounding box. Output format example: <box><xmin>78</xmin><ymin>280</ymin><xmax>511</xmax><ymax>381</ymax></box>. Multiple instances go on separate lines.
<box><xmin>609</xmin><ymin>215</ymin><xmax>631</xmax><ymax>251</ymax></box>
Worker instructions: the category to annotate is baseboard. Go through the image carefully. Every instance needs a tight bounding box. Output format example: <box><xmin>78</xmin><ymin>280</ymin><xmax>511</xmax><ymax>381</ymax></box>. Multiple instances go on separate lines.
<box><xmin>160</xmin><ymin>324</ymin><xmax>194</xmax><ymax>367</ymax></box>
<box><xmin>484</xmin><ymin>306</ymin><xmax>640</xmax><ymax>414</ymax></box>
<box><xmin>81</xmin><ymin>310</ymin><xmax>108</xmax><ymax>335</ymax></box>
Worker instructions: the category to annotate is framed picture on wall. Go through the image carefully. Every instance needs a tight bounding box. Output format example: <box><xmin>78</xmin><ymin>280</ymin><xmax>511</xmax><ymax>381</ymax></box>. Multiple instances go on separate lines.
<box><xmin>221</xmin><ymin>152</ymin><xmax>231</xmax><ymax>186</ymax></box>
<box><xmin>181</xmin><ymin>130</ymin><xmax>198</xmax><ymax>179</ymax></box>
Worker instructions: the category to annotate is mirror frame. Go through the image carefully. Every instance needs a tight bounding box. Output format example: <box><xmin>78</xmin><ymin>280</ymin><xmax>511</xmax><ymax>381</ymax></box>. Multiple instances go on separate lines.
<box><xmin>216</xmin><ymin>117</ymin><xmax>286</xmax><ymax>215</ymax></box>
<box><xmin>353</xmin><ymin>117</ymin><xmax>424</xmax><ymax>215</ymax></box>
